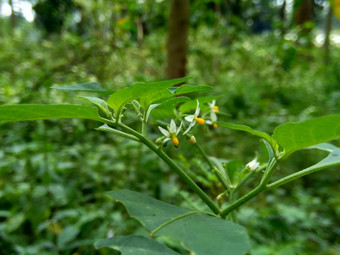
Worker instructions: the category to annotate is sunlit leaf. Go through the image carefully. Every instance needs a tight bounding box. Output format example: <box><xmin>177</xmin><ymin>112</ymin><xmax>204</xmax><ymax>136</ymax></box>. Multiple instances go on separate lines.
<box><xmin>334</xmin><ymin>0</ymin><xmax>340</xmax><ymax>20</ymax></box>
<box><xmin>95</xmin><ymin>235</ymin><xmax>179</xmax><ymax>255</ymax></box>
<box><xmin>0</xmin><ymin>105</ymin><xmax>102</xmax><ymax>123</ymax></box>
<box><xmin>81</xmin><ymin>96</ymin><xmax>111</xmax><ymax>118</ymax></box>
<box><xmin>268</xmin><ymin>143</ymin><xmax>340</xmax><ymax>188</ymax></box>
<box><xmin>107</xmin><ymin>77</ymin><xmax>192</xmax><ymax>113</ymax></box>
<box><xmin>179</xmin><ymin>96</ymin><xmax>218</xmax><ymax>113</ymax></box>
<box><xmin>169</xmin><ymin>85</ymin><xmax>212</xmax><ymax>95</ymax></box>
<box><xmin>218</xmin><ymin>121</ymin><xmax>278</xmax><ymax>151</ymax></box>
<box><xmin>151</xmin><ymin>97</ymin><xmax>190</xmax><ymax>120</ymax></box>
<box><xmin>51</xmin><ymin>82</ymin><xmax>113</xmax><ymax>94</ymax></box>
<box><xmin>272</xmin><ymin>115</ymin><xmax>340</xmax><ymax>157</ymax></box>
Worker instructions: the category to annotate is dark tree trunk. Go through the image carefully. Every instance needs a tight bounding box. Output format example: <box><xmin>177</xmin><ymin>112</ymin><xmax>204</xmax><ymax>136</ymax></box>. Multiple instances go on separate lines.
<box><xmin>294</xmin><ymin>0</ymin><xmax>313</xmax><ymax>30</ymax></box>
<box><xmin>166</xmin><ymin>0</ymin><xmax>190</xmax><ymax>79</ymax></box>
<box><xmin>8</xmin><ymin>0</ymin><xmax>16</xmax><ymax>30</ymax></box>
<box><xmin>323</xmin><ymin>5</ymin><xmax>333</xmax><ymax>64</ymax></box>
<box><xmin>294</xmin><ymin>0</ymin><xmax>313</xmax><ymax>46</ymax></box>
<box><xmin>279</xmin><ymin>0</ymin><xmax>286</xmax><ymax>37</ymax></box>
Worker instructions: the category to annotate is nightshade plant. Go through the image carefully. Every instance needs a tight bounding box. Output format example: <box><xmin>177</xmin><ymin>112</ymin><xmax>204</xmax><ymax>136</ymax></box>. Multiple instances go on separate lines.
<box><xmin>1</xmin><ymin>77</ymin><xmax>340</xmax><ymax>254</ymax></box>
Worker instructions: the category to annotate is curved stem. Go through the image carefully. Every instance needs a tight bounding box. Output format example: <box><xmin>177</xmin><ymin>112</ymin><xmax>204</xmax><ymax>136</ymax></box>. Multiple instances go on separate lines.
<box><xmin>220</xmin><ymin>158</ymin><xmax>279</xmax><ymax>218</ymax></box>
<box><xmin>266</xmin><ymin>162</ymin><xmax>336</xmax><ymax>190</ymax></box>
<box><xmin>195</xmin><ymin>143</ymin><xmax>214</xmax><ymax>169</ymax></box>
<box><xmin>117</xmin><ymin>122</ymin><xmax>221</xmax><ymax>215</ymax></box>
<box><xmin>96</xmin><ymin>124</ymin><xmax>139</xmax><ymax>141</ymax></box>
<box><xmin>194</xmin><ymin>143</ymin><xmax>230</xmax><ymax>190</ymax></box>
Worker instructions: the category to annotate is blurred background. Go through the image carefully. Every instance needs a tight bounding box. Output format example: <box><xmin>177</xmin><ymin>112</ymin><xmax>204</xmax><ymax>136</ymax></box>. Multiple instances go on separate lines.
<box><xmin>0</xmin><ymin>0</ymin><xmax>340</xmax><ymax>254</ymax></box>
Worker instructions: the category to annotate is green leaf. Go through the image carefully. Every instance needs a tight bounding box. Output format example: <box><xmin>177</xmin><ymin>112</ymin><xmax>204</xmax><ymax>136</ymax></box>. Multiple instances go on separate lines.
<box><xmin>179</xmin><ymin>97</ymin><xmax>218</xmax><ymax>113</ymax></box>
<box><xmin>267</xmin><ymin>143</ymin><xmax>340</xmax><ymax>189</ymax></box>
<box><xmin>151</xmin><ymin>97</ymin><xmax>190</xmax><ymax>120</ymax></box>
<box><xmin>81</xmin><ymin>96</ymin><xmax>111</xmax><ymax>118</ymax></box>
<box><xmin>107</xmin><ymin>77</ymin><xmax>191</xmax><ymax>113</ymax></box>
<box><xmin>109</xmin><ymin>190</ymin><xmax>190</xmax><ymax>230</ymax></box>
<box><xmin>51</xmin><ymin>82</ymin><xmax>113</xmax><ymax>94</ymax></box>
<box><xmin>140</xmin><ymin>88</ymin><xmax>173</xmax><ymax>109</ymax></box>
<box><xmin>272</xmin><ymin>115</ymin><xmax>340</xmax><ymax>157</ymax></box>
<box><xmin>218</xmin><ymin>121</ymin><xmax>278</xmax><ymax>151</ymax></box>
<box><xmin>169</xmin><ymin>85</ymin><xmax>213</xmax><ymax>95</ymax></box>
<box><xmin>95</xmin><ymin>235</ymin><xmax>179</xmax><ymax>255</ymax></box>
<box><xmin>57</xmin><ymin>225</ymin><xmax>79</xmax><ymax>248</ymax></box>
<box><xmin>307</xmin><ymin>143</ymin><xmax>340</xmax><ymax>170</ymax></box>
<box><xmin>0</xmin><ymin>105</ymin><xmax>102</xmax><ymax>123</ymax></box>
<box><xmin>108</xmin><ymin>190</ymin><xmax>250</xmax><ymax>255</ymax></box>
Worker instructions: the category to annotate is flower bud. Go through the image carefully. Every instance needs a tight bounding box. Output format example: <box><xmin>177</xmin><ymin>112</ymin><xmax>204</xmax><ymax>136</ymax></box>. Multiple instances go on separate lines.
<box><xmin>188</xmin><ymin>135</ymin><xmax>196</xmax><ymax>144</ymax></box>
<box><xmin>155</xmin><ymin>137</ymin><xmax>164</xmax><ymax>145</ymax></box>
<box><xmin>246</xmin><ymin>159</ymin><xmax>260</xmax><ymax>171</ymax></box>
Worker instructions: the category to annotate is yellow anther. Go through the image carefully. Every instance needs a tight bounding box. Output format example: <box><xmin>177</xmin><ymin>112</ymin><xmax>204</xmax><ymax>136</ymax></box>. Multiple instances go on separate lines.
<box><xmin>171</xmin><ymin>136</ymin><xmax>179</xmax><ymax>147</ymax></box>
<box><xmin>213</xmin><ymin>123</ymin><xmax>218</xmax><ymax>129</ymax></box>
<box><xmin>194</xmin><ymin>117</ymin><xmax>205</xmax><ymax>125</ymax></box>
<box><xmin>212</xmin><ymin>106</ymin><xmax>219</xmax><ymax>113</ymax></box>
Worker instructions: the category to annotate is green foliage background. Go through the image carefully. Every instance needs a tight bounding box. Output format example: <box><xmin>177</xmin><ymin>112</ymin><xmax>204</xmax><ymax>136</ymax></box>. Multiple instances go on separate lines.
<box><xmin>1</xmin><ymin>1</ymin><xmax>340</xmax><ymax>254</ymax></box>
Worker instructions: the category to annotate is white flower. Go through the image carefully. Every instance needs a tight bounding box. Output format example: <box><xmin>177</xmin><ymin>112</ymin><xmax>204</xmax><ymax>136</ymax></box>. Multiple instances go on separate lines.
<box><xmin>208</xmin><ymin>100</ymin><xmax>219</xmax><ymax>113</ymax></box>
<box><xmin>206</xmin><ymin>111</ymin><xmax>218</xmax><ymax>129</ymax></box>
<box><xmin>158</xmin><ymin>119</ymin><xmax>182</xmax><ymax>147</ymax></box>
<box><xmin>246</xmin><ymin>158</ymin><xmax>260</xmax><ymax>171</ymax></box>
<box><xmin>183</xmin><ymin>101</ymin><xmax>205</xmax><ymax>135</ymax></box>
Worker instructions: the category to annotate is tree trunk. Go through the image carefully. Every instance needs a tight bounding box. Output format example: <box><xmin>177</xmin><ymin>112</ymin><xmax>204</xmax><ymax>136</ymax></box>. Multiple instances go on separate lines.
<box><xmin>294</xmin><ymin>0</ymin><xmax>313</xmax><ymax>46</ymax></box>
<box><xmin>279</xmin><ymin>0</ymin><xmax>286</xmax><ymax>38</ymax></box>
<box><xmin>323</xmin><ymin>5</ymin><xmax>333</xmax><ymax>64</ymax></box>
<box><xmin>137</xmin><ymin>17</ymin><xmax>144</xmax><ymax>49</ymax></box>
<box><xmin>166</xmin><ymin>0</ymin><xmax>190</xmax><ymax>79</ymax></box>
<box><xmin>294</xmin><ymin>0</ymin><xmax>313</xmax><ymax>30</ymax></box>
<box><xmin>8</xmin><ymin>0</ymin><xmax>16</xmax><ymax>30</ymax></box>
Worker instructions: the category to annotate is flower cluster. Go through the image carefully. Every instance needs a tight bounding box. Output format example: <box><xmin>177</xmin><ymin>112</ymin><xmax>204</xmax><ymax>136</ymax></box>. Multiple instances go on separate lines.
<box><xmin>156</xmin><ymin>100</ymin><xmax>219</xmax><ymax>147</ymax></box>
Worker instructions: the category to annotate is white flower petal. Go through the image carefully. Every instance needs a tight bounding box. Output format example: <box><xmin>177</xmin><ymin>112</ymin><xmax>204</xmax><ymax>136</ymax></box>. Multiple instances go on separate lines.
<box><xmin>145</xmin><ymin>104</ymin><xmax>160</xmax><ymax>122</ymax></box>
<box><xmin>210</xmin><ymin>112</ymin><xmax>217</xmax><ymax>122</ymax></box>
<box><xmin>170</xmin><ymin>119</ymin><xmax>177</xmax><ymax>133</ymax></box>
<box><xmin>246</xmin><ymin>159</ymin><xmax>260</xmax><ymax>171</ymax></box>
<box><xmin>183</xmin><ymin>121</ymin><xmax>196</xmax><ymax>135</ymax></box>
<box><xmin>185</xmin><ymin>115</ymin><xmax>194</xmax><ymax>122</ymax></box>
<box><xmin>176</xmin><ymin>121</ymin><xmax>183</xmax><ymax>135</ymax></box>
<box><xmin>158</xmin><ymin>126</ymin><xmax>169</xmax><ymax>136</ymax></box>
<box><xmin>206</xmin><ymin>120</ymin><xmax>212</xmax><ymax>125</ymax></box>
<box><xmin>163</xmin><ymin>138</ymin><xmax>171</xmax><ymax>144</ymax></box>
<box><xmin>194</xmin><ymin>101</ymin><xmax>200</xmax><ymax>116</ymax></box>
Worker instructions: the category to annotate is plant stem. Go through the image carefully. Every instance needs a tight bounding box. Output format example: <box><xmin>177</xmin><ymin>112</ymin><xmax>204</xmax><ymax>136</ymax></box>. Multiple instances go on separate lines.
<box><xmin>227</xmin><ymin>189</ymin><xmax>237</xmax><ymax>222</ymax></box>
<box><xmin>212</xmin><ymin>167</ymin><xmax>230</xmax><ymax>190</ymax></box>
<box><xmin>220</xmin><ymin>158</ymin><xmax>279</xmax><ymax>218</ymax></box>
<box><xmin>265</xmin><ymin>163</ymin><xmax>335</xmax><ymax>190</ymax></box>
<box><xmin>194</xmin><ymin>143</ymin><xmax>230</xmax><ymax>190</ymax></box>
<box><xmin>96</xmin><ymin>123</ymin><xmax>139</xmax><ymax>141</ymax></box>
<box><xmin>141</xmin><ymin>110</ymin><xmax>147</xmax><ymax>136</ymax></box>
<box><xmin>117</xmin><ymin>122</ymin><xmax>221</xmax><ymax>215</ymax></box>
